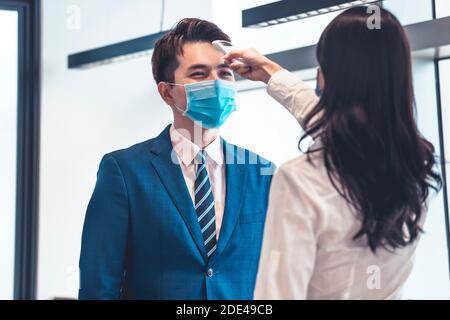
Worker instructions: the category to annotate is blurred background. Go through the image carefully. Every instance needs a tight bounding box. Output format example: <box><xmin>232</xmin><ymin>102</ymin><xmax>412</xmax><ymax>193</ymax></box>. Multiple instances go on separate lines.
<box><xmin>0</xmin><ymin>0</ymin><xmax>449</xmax><ymax>300</ymax></box>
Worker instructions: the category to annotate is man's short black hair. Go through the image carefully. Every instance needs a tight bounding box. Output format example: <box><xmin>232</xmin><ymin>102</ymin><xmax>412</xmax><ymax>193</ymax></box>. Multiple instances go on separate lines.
<box><xmin>151</xmin><ymin>18</ymin><xmax>231</xmax><ymax>84</ymax></box>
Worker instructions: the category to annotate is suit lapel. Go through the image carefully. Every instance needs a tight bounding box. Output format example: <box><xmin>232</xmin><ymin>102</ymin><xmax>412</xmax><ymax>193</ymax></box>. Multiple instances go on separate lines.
<box><xmin>149</xmin><ymin>126</ymin><xmax>206</xmax><ymax>260</ymax></box>
<box><xmin>210</xmin><ymin>140</ymin><xmax>248</xmax><ymax>266</ymax></box>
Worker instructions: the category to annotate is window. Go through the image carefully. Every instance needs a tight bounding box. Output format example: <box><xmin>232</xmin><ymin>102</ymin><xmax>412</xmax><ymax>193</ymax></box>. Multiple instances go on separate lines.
<box><xmin>401</xmin><ymin>58</ymin><xmax>450</xmax><ymax>299</ymax></box>
<box><xmin>0</xmin><ymin>9</ymin><xmax>18</xmax><ymax>300</ymax></box>
<box><xmin>438</xmin><ymin>57</ymin><xmax>450</xmax><ymax>251</ymax></box>
<box><xmin>0</xmin><ymin>0</ymin><xmax>40</xmax><ymax>300</ymax></box>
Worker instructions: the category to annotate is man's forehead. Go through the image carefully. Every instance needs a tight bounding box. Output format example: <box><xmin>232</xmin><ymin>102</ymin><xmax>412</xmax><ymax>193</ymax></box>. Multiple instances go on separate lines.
<box><xmin>177</xmin><ymin>42</ymin><xmax>225</xmax><ymax>68</ymax></box>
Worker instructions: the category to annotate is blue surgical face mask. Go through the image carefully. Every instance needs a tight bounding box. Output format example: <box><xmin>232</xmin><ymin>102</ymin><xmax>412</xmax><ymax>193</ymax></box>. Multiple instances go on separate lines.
<box><xmin>316</xmin><ymin>67</ymin><xmax>323</xmax><ymax>97</ymax></box>
<box><xmin>315</xmin><ymin>84</ymin><xmax>322</xmax><ymax>97</ymax></box>
<box><xmin>169</xmin><ymin>79</ymin><xmax>237</xmax><ymax>129</ymax></box>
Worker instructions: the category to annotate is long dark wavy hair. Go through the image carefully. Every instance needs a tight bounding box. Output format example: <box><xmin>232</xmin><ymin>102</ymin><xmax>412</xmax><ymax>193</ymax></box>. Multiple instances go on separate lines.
<box><xmin>300</xmin><ymin>6</ymin><xmax>442</xmax><ymax>252</ymax></box>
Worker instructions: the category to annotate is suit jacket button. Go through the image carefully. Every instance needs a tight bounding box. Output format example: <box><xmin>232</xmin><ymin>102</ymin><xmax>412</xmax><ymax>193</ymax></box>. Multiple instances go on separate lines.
<box><xmin>207</xmin><ymin>268</ymin><xmax>214</xmax><ymax>277</ymax></box>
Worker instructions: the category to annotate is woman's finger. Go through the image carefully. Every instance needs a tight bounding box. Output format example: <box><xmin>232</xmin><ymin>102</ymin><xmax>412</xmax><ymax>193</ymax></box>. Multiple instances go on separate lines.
<box><xmin>223</xmin><ymin>50</ymin><xmax>246</xmax><ymax>62</ymax></box>
<box><xmin>234</xmin><ymin>66</ymin><xmax>253</xmax><ymax>78</ymax></box>
<box><xmin>229</xmin><ymin>62</ymin><xmax>243</xmax><ymax>70</ymax></box>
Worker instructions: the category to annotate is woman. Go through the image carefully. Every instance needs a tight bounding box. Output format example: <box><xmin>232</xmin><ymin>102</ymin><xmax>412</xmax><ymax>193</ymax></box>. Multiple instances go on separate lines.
<box><xmin>224</xmin><ymin>7</ymin><xmax>442</xmax><ymax>299</ymax></box>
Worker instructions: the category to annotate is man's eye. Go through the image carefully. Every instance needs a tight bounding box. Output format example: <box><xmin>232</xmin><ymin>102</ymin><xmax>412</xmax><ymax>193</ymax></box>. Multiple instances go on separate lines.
<box><xmin>191</xmin><ymin>72</ymin><xmax>206</xmax><ymax>77</ymax></box>
<box><xmin>221</xmin><ymin>71</ymin><xmax>233</xmax><ymax>77</ymax></box>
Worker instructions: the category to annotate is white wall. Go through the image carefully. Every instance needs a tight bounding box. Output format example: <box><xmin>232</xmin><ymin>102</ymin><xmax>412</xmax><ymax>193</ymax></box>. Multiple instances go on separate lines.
<box><xmin>435</xmin><ymin>0</ymin><xmax>450</xmax><ymax>18</ymax></box>
<box><xmin>38</xmin><ymin>0</ymin><xmax>213</xmax><ymax>299</ymax></box>
<box><xmin>383</xmin><ymin>0</ymin><xmax>433</xmax><ymax>25</ymax></box>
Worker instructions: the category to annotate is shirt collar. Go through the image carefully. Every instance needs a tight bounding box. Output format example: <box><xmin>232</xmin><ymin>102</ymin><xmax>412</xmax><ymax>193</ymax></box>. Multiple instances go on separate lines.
<box><xmin>170</xmin><ymin>124</ymin><xmax>223</xmax><ymax>166</ymax></box>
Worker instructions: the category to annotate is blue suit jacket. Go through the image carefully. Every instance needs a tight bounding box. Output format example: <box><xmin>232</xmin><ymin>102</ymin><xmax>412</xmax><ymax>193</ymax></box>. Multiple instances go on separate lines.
<box><xmin>79</xmin><ymin>125</ymin><xmax>274</xmax><ymax>300</ymax></box>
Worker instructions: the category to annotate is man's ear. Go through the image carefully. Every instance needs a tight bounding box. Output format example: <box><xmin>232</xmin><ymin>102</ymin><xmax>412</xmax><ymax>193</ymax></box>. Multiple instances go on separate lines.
<box><xmin>157</xmin><ymin>82</ymin><xmax>175</xmax><ymax>106</ymax></box>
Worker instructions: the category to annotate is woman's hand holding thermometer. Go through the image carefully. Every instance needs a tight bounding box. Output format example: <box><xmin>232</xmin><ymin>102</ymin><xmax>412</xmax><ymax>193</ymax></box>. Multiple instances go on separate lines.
<box><xmin>212</xmin><ymin>41</ymin><xmax>283</xmax><ymax>84</ymax></box>
<box><xmin>212</xmin><ymin>40</ymin><xmax>250</xmax><ymax>71</ymax></box>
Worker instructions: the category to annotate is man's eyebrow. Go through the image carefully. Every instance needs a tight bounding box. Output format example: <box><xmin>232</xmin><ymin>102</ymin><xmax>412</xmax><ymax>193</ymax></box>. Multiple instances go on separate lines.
<box><xmin>186</xmin><ymin>64</ymin><xmax>210</xmax><ymax>71</ymax></box>
<box><xmin>186</xmin><ymin>63</ymin><xmax>231</xmax><ymax>71</ymax></box>
<box><xmin>217</xmin><ymin>63</ymin><xmax>231</xmax><ymax>69</ymax></box>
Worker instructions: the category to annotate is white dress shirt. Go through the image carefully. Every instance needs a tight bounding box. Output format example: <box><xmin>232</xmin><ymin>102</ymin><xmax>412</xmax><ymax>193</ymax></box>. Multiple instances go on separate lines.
<box><xmin>254</xmin><ymin>69</ymin><xmax>423</xmax><ymax>300</ymax></box>
<box><xmin>170</xmin><ymin>125</ymin><xmax>226</xmax><ymax>240</ymax></box>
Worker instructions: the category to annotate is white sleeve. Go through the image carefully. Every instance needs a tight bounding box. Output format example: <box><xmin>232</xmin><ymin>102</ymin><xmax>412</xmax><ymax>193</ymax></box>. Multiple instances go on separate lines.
<box><xmin>254</xmin><ymin>166</ymin><xmax>318</xmax><ymax>300</ymax></box>
<box><xmin>267</xmin><ymin>69</ymin><xmax>320</xmax><ymax>129</ymax></box>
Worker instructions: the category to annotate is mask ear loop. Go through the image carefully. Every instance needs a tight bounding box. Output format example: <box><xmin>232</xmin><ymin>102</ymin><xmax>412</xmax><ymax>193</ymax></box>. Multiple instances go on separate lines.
<box><xmin>165</xmin><ymin>82</ymin><xmax>188</xmax><ymax>115</ymax></box>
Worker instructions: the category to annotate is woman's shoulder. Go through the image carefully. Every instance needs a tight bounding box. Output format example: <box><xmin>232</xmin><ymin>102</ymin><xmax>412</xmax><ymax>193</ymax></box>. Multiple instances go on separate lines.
<box><xmin>278</xmin><ymin>152</ymin><xmax>326</xmax><ymax>182</ymax></box>
<box><xmin>276</xmin><ymin>151</ymin><xmax>340</xmax><ymax>200</ymax></box>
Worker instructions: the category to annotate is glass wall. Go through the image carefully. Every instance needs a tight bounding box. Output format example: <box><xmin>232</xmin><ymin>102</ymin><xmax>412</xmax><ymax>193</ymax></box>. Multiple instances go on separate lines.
<box><xmin>0</xmin><ymin>9</ymin><xmax>18</xmax><ymax>300</ymax></box>
<box><xmin>401</xmin><ymin>57</ymin><xmax>450</xmax><ymax>299</ymax></box>
<box><xmin>439</xmin><ymin>58</ymin><xmax>450</xmax><ymax>242</ymax></box>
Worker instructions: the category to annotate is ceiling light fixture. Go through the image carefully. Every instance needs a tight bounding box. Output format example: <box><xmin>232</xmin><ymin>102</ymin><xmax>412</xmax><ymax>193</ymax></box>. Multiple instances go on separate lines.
<box><xmin>243</xmin><ymin>0</ymin><xmax>383</xmax><ymax>28</ymax></box>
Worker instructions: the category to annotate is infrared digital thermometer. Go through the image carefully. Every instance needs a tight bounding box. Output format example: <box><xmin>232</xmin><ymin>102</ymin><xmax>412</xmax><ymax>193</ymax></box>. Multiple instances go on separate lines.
<box><xmin>212</xmin><ymin>40</ymin><xmax>251</xmax><ymax>71</ymax></box>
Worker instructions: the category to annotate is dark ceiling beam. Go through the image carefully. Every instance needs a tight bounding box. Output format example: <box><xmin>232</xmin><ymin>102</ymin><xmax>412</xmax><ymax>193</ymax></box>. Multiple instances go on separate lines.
<box><xmin>68</xmin><ymin>31</ymin><xmax>168</xmax><ymax>69</ymax></box>
<box><xmin>242</xmin><ymin>0</ymin><xmax>382</xmax><ymax>28</ymax></box>
<box><xmin>68</xmin><ymin>16</ymin><xmax>450</xmax><ymax>71</ymax></box>
<box><xmin>253</xmin><ymin>16</ymin><xmax>450</xmax><ymax>76</ymax></box>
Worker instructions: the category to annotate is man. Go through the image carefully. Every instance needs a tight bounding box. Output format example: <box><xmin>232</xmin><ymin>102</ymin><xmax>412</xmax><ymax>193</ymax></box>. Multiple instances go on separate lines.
<box><xmin>78</xmin><ymin>18</ymin><xmax>274</xmax><ymax>300</ymax></box>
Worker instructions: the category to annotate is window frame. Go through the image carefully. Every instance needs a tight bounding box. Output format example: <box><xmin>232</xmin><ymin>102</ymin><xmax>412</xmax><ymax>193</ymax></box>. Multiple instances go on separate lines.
<box><xmin>431</xmin><ymin>0</ymin><xmax>450</xmax><ymax>285</ymax></box>
<box><xmin>0</xmin><ymin>0</ymin><xmax>41</xmax><ymax>300</ymax></box>
<box><xmin>434</xmin><ymin>56</ymin><xmax>450</xmax><ymax>285</ymax></box>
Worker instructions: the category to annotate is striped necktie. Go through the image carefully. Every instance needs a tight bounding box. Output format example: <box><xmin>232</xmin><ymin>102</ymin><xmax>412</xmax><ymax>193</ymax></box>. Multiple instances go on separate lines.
<box><xmin>194</xmin><ymin>150</ymin><xmax>217</xmax><ymax>258</ymax></box>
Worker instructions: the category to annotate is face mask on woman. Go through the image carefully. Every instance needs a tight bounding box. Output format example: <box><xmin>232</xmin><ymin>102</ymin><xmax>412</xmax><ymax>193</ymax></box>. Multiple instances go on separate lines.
<box><xmin>315</xmin><ymin>85</ymin><xmax>322</xmax><ymax>98</ymax></box>
<box><xmin>316</xmin><ymin>67</ymin><xmax>323</xmax><ymax>97</ymax></box>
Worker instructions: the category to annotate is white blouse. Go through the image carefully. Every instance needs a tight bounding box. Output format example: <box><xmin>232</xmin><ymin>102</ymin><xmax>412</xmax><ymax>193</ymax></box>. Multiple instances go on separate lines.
<box><xmin>253</xmin><ymin>69</ymin><xmax>422</xmax><ymax>300</ymax></box>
